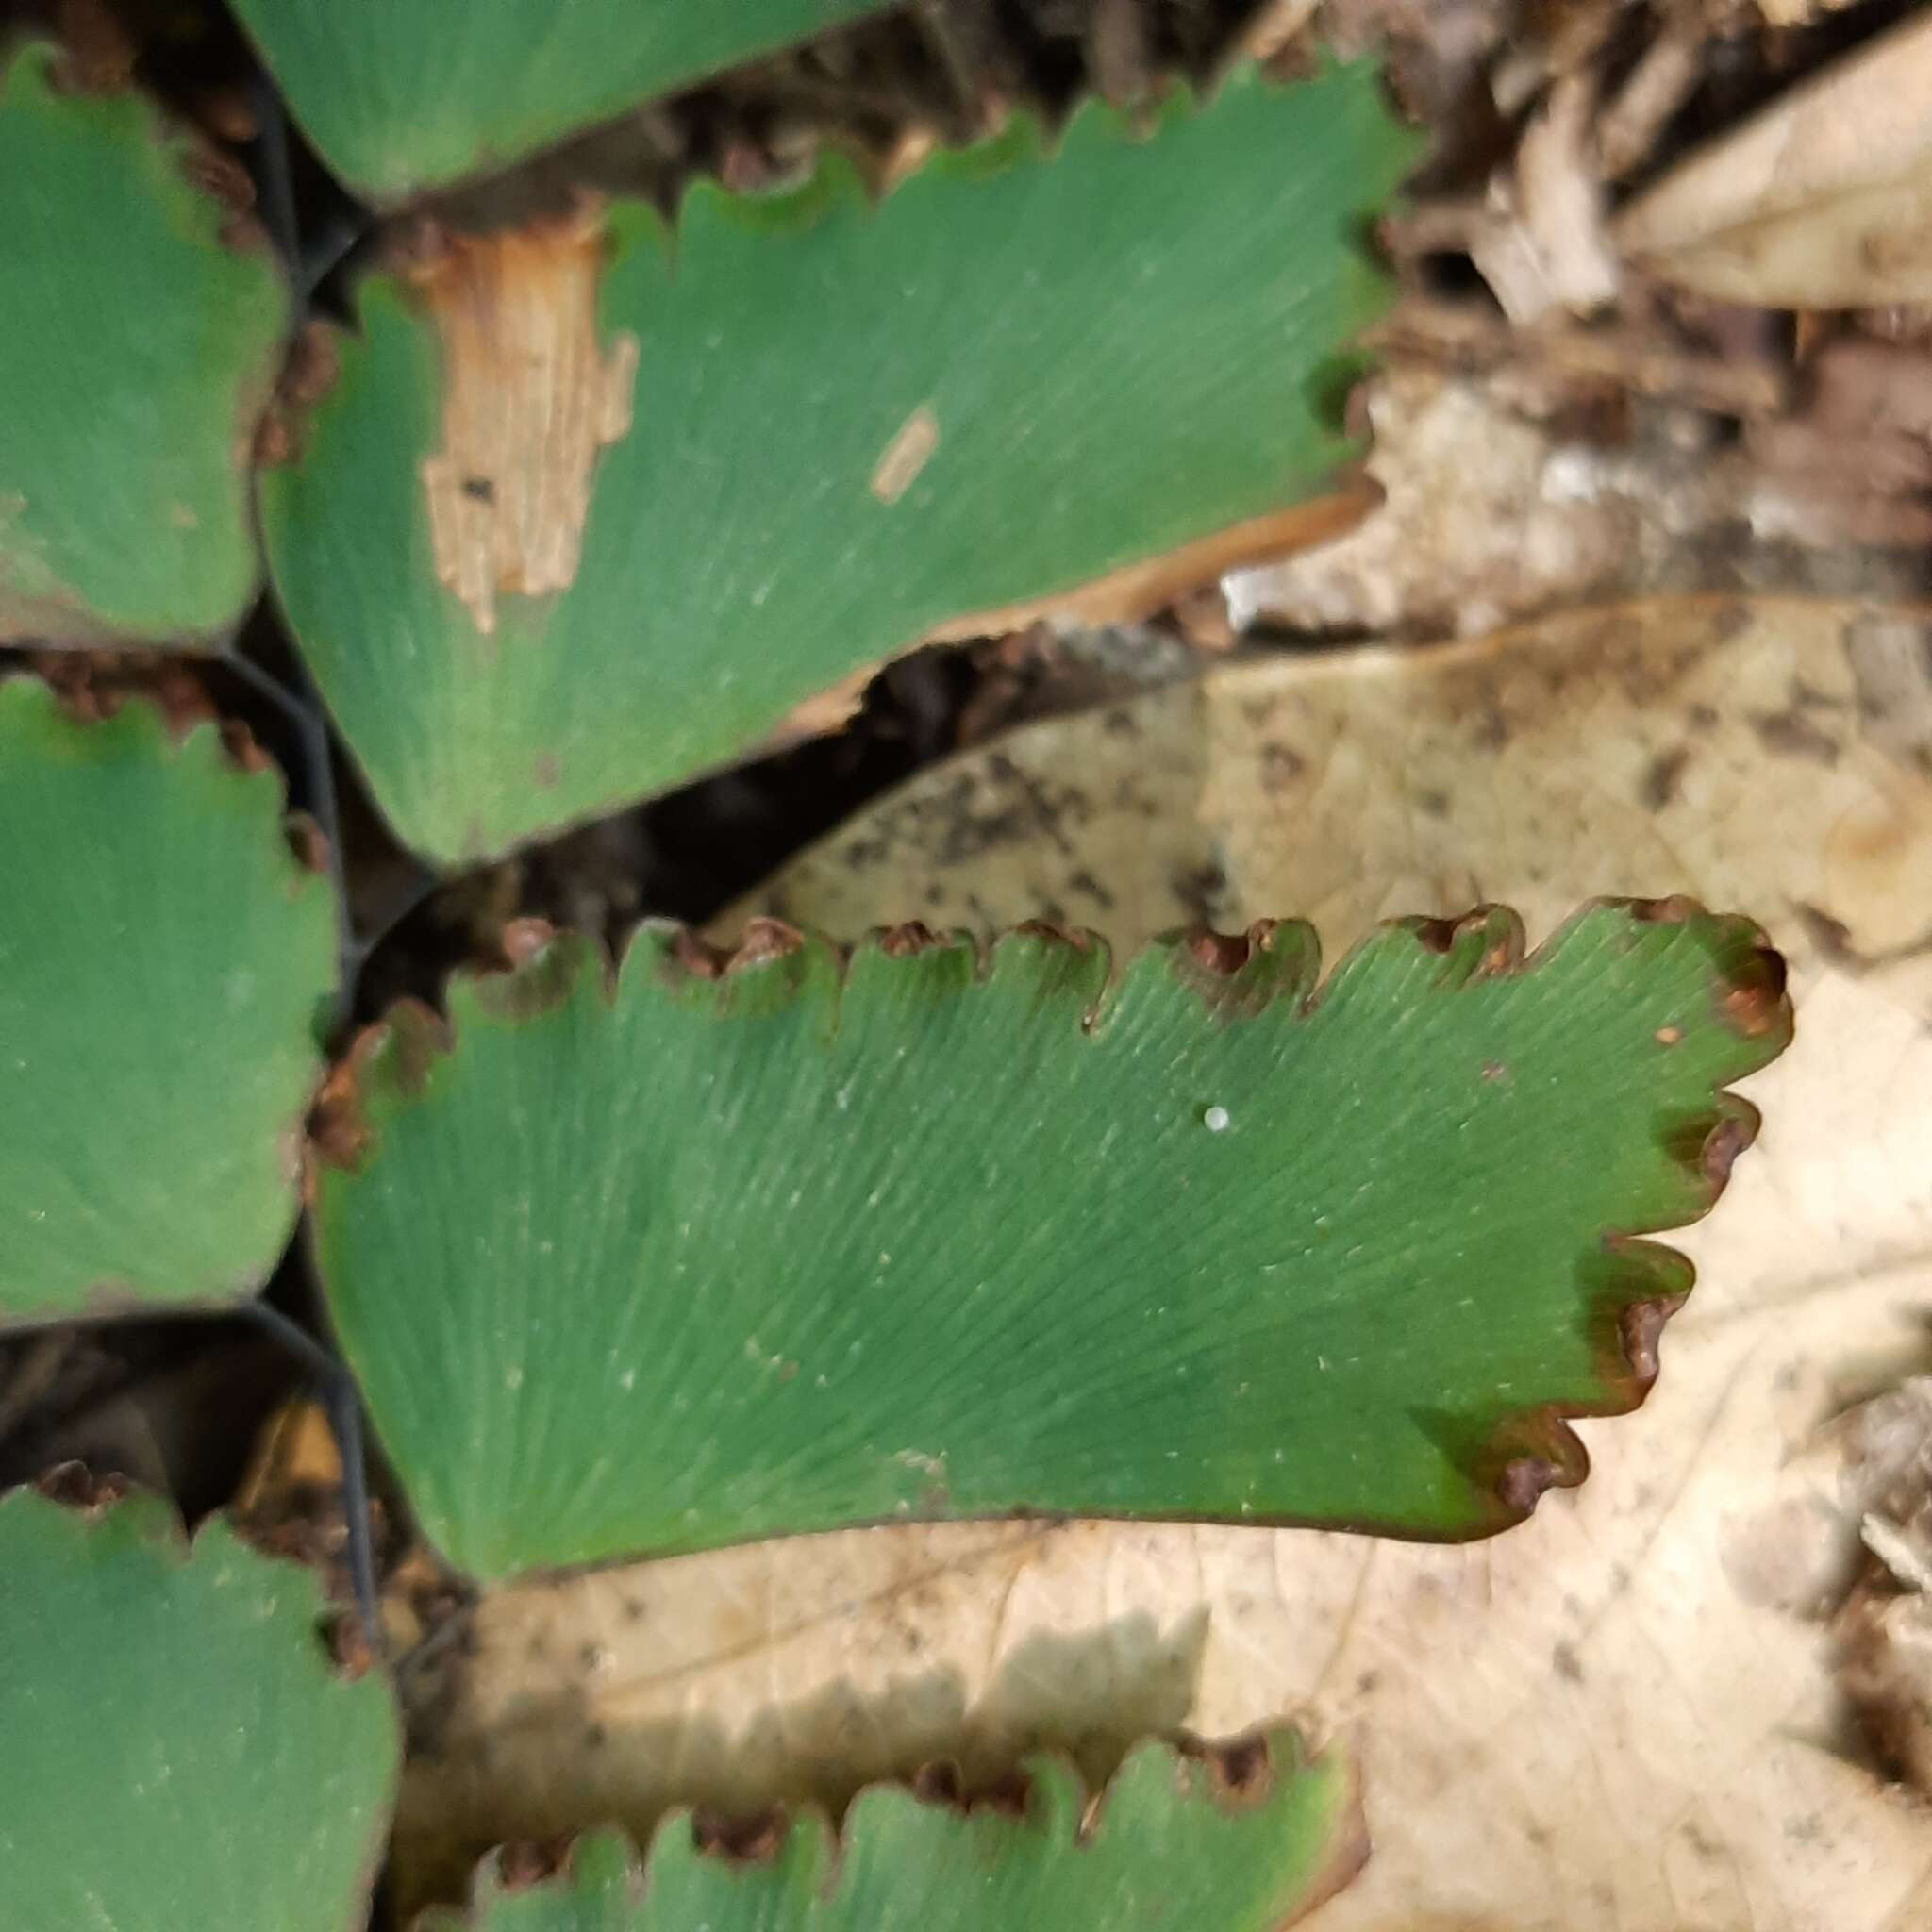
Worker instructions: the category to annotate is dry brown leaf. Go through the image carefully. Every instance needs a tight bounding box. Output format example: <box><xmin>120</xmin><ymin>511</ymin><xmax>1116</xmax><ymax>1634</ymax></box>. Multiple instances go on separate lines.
<box><xmin>1593</xmin><ymin>18</ymin><xmax>1704</xmax><ymax>183</ymax></box>
<box><xmin>1371</xmin><ymin>297</ymin><xmax>1790</xmax><ymax>420</ymax></box>
<box><xmin>397</xmin><ymin>599</ymin><xmax>1932</xmax><ymax>1927</ymax></box>
<box><xmin>1615</xmin><ymin>11</ymin><xmax>1932</xmax><ymax>308</ymax></box>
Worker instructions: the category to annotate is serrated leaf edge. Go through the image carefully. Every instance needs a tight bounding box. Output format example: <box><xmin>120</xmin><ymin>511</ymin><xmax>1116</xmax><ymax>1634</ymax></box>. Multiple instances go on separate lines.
<box><xmin>1</xmin><ymin>37</ymin><xmax>290</xmax><ymax>647</ymax></box>
<box><xmin>315</xmin><ymin>900</ymin><xmax>1789</xmax><ymax>1541</ymax></box>
<box><xmin>0</xmin><ymin>674</ymin><xmax>338</xmax><ymax>1326</ymax></box>
<box><xmin>419</xmin><ymin>1724</ymin><xmax>1363</xmax><ymax>1930</ymax></box>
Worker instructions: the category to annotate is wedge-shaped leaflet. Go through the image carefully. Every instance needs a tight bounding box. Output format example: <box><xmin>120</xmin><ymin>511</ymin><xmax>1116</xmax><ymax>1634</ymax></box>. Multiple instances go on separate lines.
<box><xmin>316</xmin><ymin>905</ymin><xmax>1787</xmax><ymax>1582</ymax></box>
<box><xmin>430</xmin><ymin>1727</ymin><xmax>1359</xmax><ymax>1932</ymax></box>
<box><xmin>263</xmin><ymin>64</ymin><xmax>1414</xmax><ymax>865</ymax></box>
<box><xmin>229</xmin><ymin>0</ymin><xmax>902</xmax><ymax>202</ymax></box>
<box><xmin>697</xmin><ymin>595</ymin><xmax>1932</xmax><ymax>1932</ymax></box>
<box><xmin>0</xmin><ymin>679</ymin><xmax>335</xmax><ymax>1320</ymax></box>
<box><xmin>0</xmin><ymin>1486</ymin><xmax>399</xmax><ymax>1932</ymax></box>
<box><xmin>0</xmin><ymin>42</ymin><xmax>287</xmax><ymax>644</ymax></box>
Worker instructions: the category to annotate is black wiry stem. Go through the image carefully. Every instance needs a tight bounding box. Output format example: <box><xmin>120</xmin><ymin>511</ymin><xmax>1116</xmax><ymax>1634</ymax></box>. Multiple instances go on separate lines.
<box><xmin>235</xmin><ymin>1298</ymin><xmax>384</xmax><ymax>1657</ymax></box>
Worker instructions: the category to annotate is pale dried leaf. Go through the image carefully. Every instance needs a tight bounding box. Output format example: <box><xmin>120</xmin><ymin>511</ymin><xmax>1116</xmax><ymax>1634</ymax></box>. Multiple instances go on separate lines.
<box><xmin>1593</xmin><ymin>20</ymin><xmax>1703</xmax><ymax>183</ymax></box>
<box><xmin>1756</xmin><ymin>0</ymin><xmax>1863</xmax><ymax>24</ymax></box>
<box><xmin>1615</xmin><ymin>11</ymin><xmax>1932</xmax><ymax>307</ymax></box>
<box><xmin>1468</xmin><ymin>75</ymin><xmax>1619</xmax><ymax>324</ymax></box>
<box><xmin>1224</xmin><ymin>364</ymin><xmax>1742</xmax><ymax>637</ymax></box>
<box><xmin>395</xmin><ymin>598</ymin><xmax>1932</xmax><ymax>1928</ymax></box>
<box><xmin>1240</xmin><ymin>0</ymin><xmax>1322</xmax><ymax>61</ymax></box>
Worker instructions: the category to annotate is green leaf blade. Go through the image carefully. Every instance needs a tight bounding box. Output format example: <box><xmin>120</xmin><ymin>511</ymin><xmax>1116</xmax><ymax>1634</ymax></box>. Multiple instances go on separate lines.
<box><xmin>0</xmin><ymin>43</ymin><xmax>288</xmax><ymax>643</ymax></box>
<box><xmin>229</xmin><ymin>0</ymin><xmax>903</xmax><ymax>200</ymax></box>
<box><xmin>0</xmin><ymin>678</ymin><xmax>337</xmax><ymax>1321</ymax></box>
<box><xmin>316</xmin><ymin>902</ymin><xmax>1788</xmax><ymax>1584</ymax></box>
<box><xmin>433</xmin><ymin>1727</ymin><xmax>1361</xmax><ymax>1932</ymax></box>
<box><xmin>0</xmin><ymin>1487</ymin><xmax>400</xmax><ymax>1932</ymax></box>
<box><xmin>264</xmin><ymin>64</ymin><xmax>1420</xmax><ymax>864</ymax></box>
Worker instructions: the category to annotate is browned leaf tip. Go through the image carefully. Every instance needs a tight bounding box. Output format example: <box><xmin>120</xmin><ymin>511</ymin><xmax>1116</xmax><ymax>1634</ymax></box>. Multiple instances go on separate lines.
<box><xmin>308</xmin><ymin>1005</ymin><xmax>448</xmax><ymax>1175</ymax></box>
<box><xmin>493</xmin><ymin>1835</ymin><xmax>577</xmax><ymax>1893</ymax></box>
<box><xmin>1483</xmin><ymin>1404</ymin><xmax>1594</xmax><ymax>1524</ymax></box>
<box><xmin>216</xmin><ymin>717</ymin><xmax>270</xmax><ymax>775</ymax></box>
<box><xmin>666</xmin><ymin>918</ymin><xmax>810</xmax><ymax>983</ymax></box>
<box><xmin>900</xmin><ymin>1759</ymin><xmax>1033</xmax><ymax>1824</ymax></box>
<box><xmin>1495</xmin><ymin>1448</ymin><xmax>1574</xmax><ymax>1517</ymax></box>
<box><xmin>908</xmin><ymin>1759</ymin><xmax>965</xmax><ymax>1806</ymax></box>
<box><xmin>283</xmin><ymin>810</ymin><xmax>333</xmax><ymax>882</ymax></box>
<box><xmin>877</xmin><ymin>919</ymin><xmax>945</xmax><ymax>958</ymax></box>
<box><xmin>255</xmin><ymin>324</ymin><xmax>341</xmax><ymax>469</ymax></box>
<box><xmin>1188</xmin><ymin>926</ymin><xmax>1257</xmax><ymax>975</ymax></box>
<box><xmin>1188</xmin><ymin>1728</ymin><xmax>1277</xmax><ymax>1807</ymax></box>
<box><xmin>26</xmin><ymin>663</ymin><xmax>306</xmax><ymax>801</ymax></box>
<box><xmin>1404</xmin><ymin>914</ymin><xmax>1461</xmax><ymax>958</ymax></box>
<box><xmin>1719</xmin><ymin>941</ymin><xmax>1790</xmax><ymax>1041</ymax></box>
<box><xmin>203</xmin><ymin>713</ymin><xmax>302</xmax><ymax>791</ymax></box>
<box><xmin>1010</xmin><ymin>917</ymin><xmax>1100</xmax><ymax>953</ymax></box>
<box><xmin>1403</xmin><ymin>906</ymin><xmax>1525</xmax><ymax>975</ymax></box>
<box><xmin>308</xmin><ymin>1043</ymin><xmax>375</xmax><ymax>1177</ymax></box>
<box><xmin>31</xmin><ymin>652</ymin><xmax>216</xmax><ymax>736</ymax></box>
<box><xmin>1466</xmin><ymin>1224</ymin><xmax>1704</xmax><ymax>1528</ymax></box>
<box><xmin>1662</xmin><ymin>1093</ymin><xmax>1764</xmax><ymax>1202</ymax></box>
<box><xmin>142</xmin><ymin>53</ymin><xmax>272</xmax><ymax>257</ymax></box>
<box><xmin>284</xmin><ymin>323</ymin><xmax>343</xmax><ymax>410</ymax></box>
<box><xmin>47</xmin><ymin>0</ymin><xmax>136</xmax><ymax>93</ymax></box>
<box><xmin>667</xmin><ymin>926</ymin><xmax>731</xmax><ymax>982</ymax></box>
<box><xmin>1699</xmin><ymin>1094</ymin><xmax>1764</xmax><ymax>1192</ymax></box>
<box><xmin>965</xmin><ymin>1768</ymin><xmax>1035</xmax><ymax>1822</ymax></box>
<box><xmin>1171</xmin><ymin>1729</ymin><xmax>1366</xmax><ymax>1926</ymax></box>
<box><xmin>1477</xmin><ymin>911</ymin><xmax>1528</xmax><ymax>976</ymax></box>
<box><xmin>690</xmin><ymin>1807</ymin><xmax>790</xmax><ymax>1865</ymax></box>
<box><xmin>468</xmin><ymin>926</ymin><xmax>609</xmax><ymax>1024</ymax></box>
<box><xmin>322</xmin><ymin>1604</ymin><xmax>380</xmax><ymax>1681</ymax></box>
<box><xmin>1553</xmin><ymin>899</ymin><xmax>1791</xmax><ymax>1054</ymax></box>
<box><xmin>1594</xmin><ymin>1239</ymin><xmax>1696</xmax><ymax>1414</ymax></box>
<box><xmin>31</xmin><ymin>1460</ymin><xmax>129</xmax><ymax>1514</ymax></box>
<box><xmin>500</xmin><ymin>917</ymin><xmax>558</xmax><ymax>969</ymax></box>
<box><xmin>177</xmin><ymin>143</ymin><xmax>257</xmax><ymax>223</ymax></box>
<box><xmin>1174</xmin><ymin>917</ymin><xmax>1319</xmax><ymax>1020</ymax></box>
<box><xmin>1626</xmin><ymin>891</ymin><xmax>1709</xmax><ymax>926</ymax></box>
<box><xmin>728</xmin><ymin>918</ymin><xmax>811</xmax><ymax>975</ymax></box>
<box><xmin>1618</xmin><ymin>1292</ymin><xmax>1676</xmax><ymax>1388</ymax></box>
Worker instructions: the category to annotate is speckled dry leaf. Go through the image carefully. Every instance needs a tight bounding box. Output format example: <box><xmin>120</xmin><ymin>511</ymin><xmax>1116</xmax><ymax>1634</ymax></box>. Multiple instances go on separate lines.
<box><xmin>391</xmin><ymin>598</ymin><xmax>1932</xmax><ymax>1929</ymax></box>
<box><xmin>733</xmin><ymin>596</ymin><xmax>1932</xmax><ymax>980</ymax></box>
<box><xmin>1465</xmin><ymin>75</ymin><xmax>1619</xmax><ymax>325</ymax></box>
<box><xmin>1615</xmin><ymin>11</ymin><xmax>1932</xmax><ymax>307</ymax></box>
